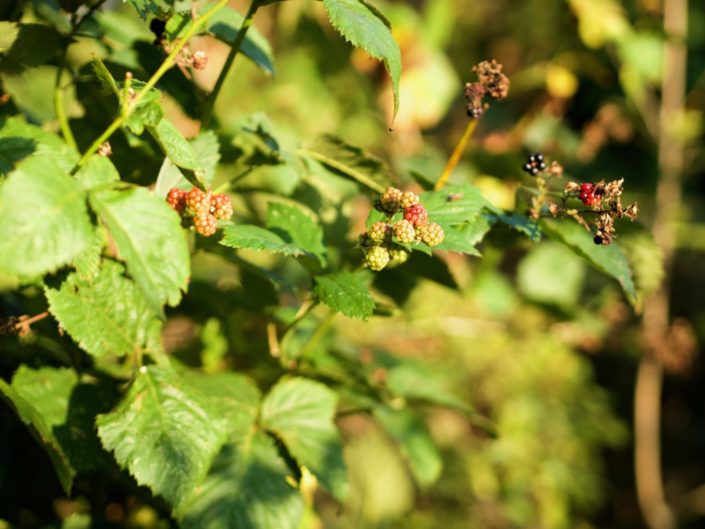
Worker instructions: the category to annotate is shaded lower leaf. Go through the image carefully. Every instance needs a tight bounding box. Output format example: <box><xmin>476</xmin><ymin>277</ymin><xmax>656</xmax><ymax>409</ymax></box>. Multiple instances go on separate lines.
<box><xmin>0</xmin><ymin>117</ymin><xmax>77</xmax><ymax>175</ymax></box>
<box><xmin>261</xmin><ymin>378</ymin><xmax>348</xmax><ymax>501</ymax></box>
<box><xmin>541</xmin><ymin>219</ymin><xmax>637</xmax><ymax>306</ymax></box>
<box><xmin>314</xmin><ymin>271</ymin><xmax>375</xmax><ymax>320</ymax></box>
<box><xmin>180</xmin><ymin>432</ymin><xmax>304</xmax><ymax>529</ymax></box>
<box><xmin>267</xmin><ymin>202</ymin><xmax>327</xmax><ymax>267</ymax></box>
<box><xmin>616</xmin><ymin>222</ymin><xmax>664</xmax><ymax>311</ymax></box>
<box><xmin>45</xmin><ymin>260</ymin><xmax>162</xmax><ymax>359</ymax></box>
<box><xmin>494</xmin><ymin>213</ymin><xmax>542</xmax><ymax>242</ymax></box>
<box><xmin>96</xmin><ymin>365</ymin><xmax>227</xmax><ymax>513</ymax></box>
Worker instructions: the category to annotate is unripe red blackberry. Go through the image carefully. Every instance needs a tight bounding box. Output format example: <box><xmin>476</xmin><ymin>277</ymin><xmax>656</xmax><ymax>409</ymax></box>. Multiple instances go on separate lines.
<box><xmin>369</xmin><ymin>221</ymin><xmax>392</xmax><ymax>245</ymax></box>
<box><xmin>387</xmin><ymin>247</ymin><xmax>410</xmax><ymax>268</ymax></box>
<box><xmin>393</xmin><ymin>219</ymin><xmax>416</xmax><ymax>243</ymax></box>
<box><xmin>400</xmin><ymin>191</ymin><xmax>419</xmax><ymax>209</ymax></box>
<box><xmin>579</xmin><ymin>183</ymin><xmax>599</xmax><ymax>206</ymax></box>
<box><xmin>210</xmin><ymin>193</ymin><xmax>233</xmax><ymax>221</ymax></box>
<box><xmin>378</xmin><ymin>187</ymin><xmax>403</xmax><ymax>214</ymax></box>
<box><xmin>193</xmin><ymin>213</ymin><xmax>218</xmax><ymax>236</ymax></box>
<box><xmin>420</xmin><ymin>222</ymin><xmax>445</xmax><ymax>247</ymax></box>
<box><xmin>364</xmin><ymin>246</ymin><xmax>390</xmax><ymax>271</ymax></box>
<box><xmin>403</xmin><ymin>204</ymin><xmax>428</xmax><ymax>227</ymax></box>
<box><xmin>166</xmin><ymin>187</ymin><xmax>187</xmax><ymax>214</ymax></box>
<box><xmin>186</xmin><ymin>187</ymin><xmax>211</xmax><ymax>215</ymax></box>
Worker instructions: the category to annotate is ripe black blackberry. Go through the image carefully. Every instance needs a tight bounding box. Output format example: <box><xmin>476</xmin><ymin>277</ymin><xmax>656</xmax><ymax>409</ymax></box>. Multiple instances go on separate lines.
<box><xmin>521</xmin><ymin>152</ymin><xmax>548</xmax><ymax>176</ymax></box>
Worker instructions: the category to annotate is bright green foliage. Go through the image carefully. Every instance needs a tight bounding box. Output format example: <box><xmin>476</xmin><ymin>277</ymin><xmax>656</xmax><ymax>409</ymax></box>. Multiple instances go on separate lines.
<box><xmin>542</xmin><ymin>219</ymin><xmax>637</xmax><ymax>306</ymax></box>
<box><xmin>123</xmin><ymin>82</ymin><xmax>164</xmax><ymax>135</ymax></box>
<box><xmin>148</xmin><ymin>118</ymin><xmax>200</xmax><ymax>171</ymax></box>
<box><xmin>154</xmin><ymin>130</ymin><xmax>221</xmax><ymax>195</ymax></box>
<box><xmin>314</xmin><ymin>271</ymin><xmax>375</xmax><ymax>319</ymax></box>
<box><xmin>0</xmin><ymin>117</ymin><xmax>77</xmax><ymax>175</ymax></box>
<box><xmin>0</xmin><ymin>156</ymin><xmax>92</xmax><ymax>277</ymax></box>
<box><xmin>261</xmin><ymin>377</ymin><xmax>348</xmax><ymax>501</ymax></box>
<box><xmin>0</xmin><ymin>367</ymin><xmax>114</xmax><ymax>493</ymax></box>
<box><xmin>302</xmin><ymin>135</ymin><xmax>394</xmax><ymax>193</ymax></box>
<box><xmin>74</xmin><ymin>155</ymin><xmax>120</xmax><ymax>190</ymax></box>
<box><xmin>96</xmin><ymin>365</ymin><xmax>227</xmax><ymax>513</ymax></box>
<box><xmin>180</xmin><ymin>432</ymin><xmax>304</xmax><ymax>529</ymax></box>
<box><xmin>421</xmin><ymin>185</ymin><xmax>485</xmax><ymax>227</ymax></box>
<box><xmin>45</xmin><ymin>260</ymin><xmax>162</xmax><ymax>359</ymax></box>
<box><xmin>374</xmin><ymin>406</ymin><xmax>442</xmax><ymax>488</ymax></box>
<box><xmin>89</xmin><ymin>187</ymin><xmax>190</xmax><ymax>311</ymax></box>
<box><xmin>221</xmin><ymin>224</ymin><xmax>313</xmax><ymax>257</ymax></box>
<box><xmin>322</xmin><ymin>0</ymin><xmax>401</xmax><ymax>118</ymax></box>
<box><xmin>266</xmin><ymin>202</ymin><xmax>327</xmax><ymax>266</ymax></box>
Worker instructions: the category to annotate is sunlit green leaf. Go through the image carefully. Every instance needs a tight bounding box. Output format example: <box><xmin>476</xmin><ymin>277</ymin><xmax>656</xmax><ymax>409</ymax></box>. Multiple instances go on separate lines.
<box><xmin>314</xmin><ymin>271</ymin><xmax>375</xmax><ymax>319</ymax></box>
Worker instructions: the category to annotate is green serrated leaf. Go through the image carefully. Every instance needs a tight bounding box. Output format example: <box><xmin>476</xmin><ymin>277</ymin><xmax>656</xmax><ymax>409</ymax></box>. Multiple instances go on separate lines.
<box><xmin>322</xmin><ymin>0</ymin><xmax>401</xmax><ymax>118</ymax></box>
<box><xmin>541</xmin><ymin>219</ymin><xmax>637</xmax><ymax>306</ymax></box>
<box><xmin>96</xmin><ymin>365</ymin><xmax>227</xmax><ymax>512</ymax></box>
<box><xmin>261</xmin><ymin>378</ymin><xmax>348</xmax><ymax>501</ymax></box>
<box><xmin>301</xmin><ymin>135</ymin><xmax>393</xmax><ymax>193</ymax></box>
<box><xmin>89</xmin><ymin>187</ymin><xmax>190</xmax><ymax>312</ymax></box>
<box><xmin>148</xmin><ymin>118</ymin><xmax>199</xmax><ymax>171</ymax></box>
<box><xmin>0</xmin><ymin>156</ymin><xmax>92</xmax><ymax>277</ymax></box>
<box><xmin>314</xmin><ymin>271</ymin><xmax>375</xmax><ymax>319</ymax></box>
<box><xmin>0</xmin><ymin>117</ymin><xmax>77</xmax><ymax>175</ymax></box>
<box><xmin>433</xmin><ymin>214</ymin><xmax>495</xmax><ymax>255</ymax></box>
<box><xmin>178</xmin><ymin>369</ymin><xmax>261</xmax><ymax>442</ymax></box>
<box><xmin>0</xmin><ymin>366</ymin><xmax>115</xmax><ymax>493</ymax></box>
<box><xmin>420</xmin><ymin>185</ymin><xmax>485</xmax><ymax>227</ymax></box>
<box><xmin>180</xmin><ymin>432</ymin><xmax>304</xmax><ymax>529</ymax></box>
<box><xmin>220</xmin><ymin>224</ymin><xmax>310</xmax><ymax>257</ymax></box>
<box><xmin>154</xmin><ymin>130</ymin><xmax>221</xmax><ymax>197</ymax></box>
<box><xmin>266</xmin><ymin>202</ymin><xmax>327</xmax><ymax>266</ymax></box>
<box><xmin>73</xmin><ymin>229</ymin><xmax>106</xmax><ymax>281</ymax></box>
<box><xmin>74</xmin><ymin>155</ymin><xmax>120</xmax><ymax>190</ymax></box>
<box><xmin>614</xmin><ymin>222</ymin><xmax>664</xmax><ymax>310</ymax></box>
<box><xmin>123</xmin><ymin>81</ymin><xmax>164</xmax><ymax>135</ymax></box>
<box><xmin>46</xmin><ymin>260</ymin><xmax>162</xmax><ymax>359</ymax></box>
<box><xmin>373</xmin><ymin>406</ymin><xmax>442</xmax><ymax>487</ymax></box>
<box><xmin>494</xmin><ymin>212</ymin><xmax>542</xmax><ymax>241</ymax></box>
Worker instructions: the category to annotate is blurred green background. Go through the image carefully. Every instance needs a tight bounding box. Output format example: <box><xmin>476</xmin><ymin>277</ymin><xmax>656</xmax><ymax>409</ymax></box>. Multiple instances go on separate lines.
<box><xmin>2</xmin><ymin>0</ymin><xmax>705</xmax><ymax>528</ymax></box>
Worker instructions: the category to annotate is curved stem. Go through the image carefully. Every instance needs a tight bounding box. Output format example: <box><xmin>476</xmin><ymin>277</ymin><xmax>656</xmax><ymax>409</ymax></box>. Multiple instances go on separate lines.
<box><xmin>434</xmin><ymin>119</ymin><xmax>479</xmax><ymax>190</ymax></box>
<box><xmin>71</xmin><ymin>0</ymin><xmax>230</xmax><ymax>173</ymax></box>
<box><xmin>202</xmin><ymin>0</ymin><xmax>262</xmax><ymax>128</ymax></box>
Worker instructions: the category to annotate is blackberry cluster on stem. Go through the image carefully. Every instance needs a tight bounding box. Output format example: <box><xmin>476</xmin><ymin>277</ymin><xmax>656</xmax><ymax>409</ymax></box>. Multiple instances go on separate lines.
<box><xmin>166</xmin><ymin>186</ymin><xmax>234</xmax><ymax>236</ymax></box>
<box><xmin>361</xmin><ymin>187</ymin><xmax>445</xmax><ymax>271</ymax></box>
<box><xmin>519</xmin><ymin>153</ymin><xmax>638</xmax><ymax>245</ymax></box>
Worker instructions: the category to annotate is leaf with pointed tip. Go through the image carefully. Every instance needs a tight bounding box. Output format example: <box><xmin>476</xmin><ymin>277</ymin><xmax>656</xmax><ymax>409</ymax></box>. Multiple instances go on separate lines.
<box><xmin>0</xmin><ymin>156</ymin><xmax>92</xmax><ymax>277</ymax></box>
<box><xmin>74</xmin><ymin>155</ymin><xmax>120</xmax><ymax>191</ymax></box>
<box><xmin>154</xmin><ymin>130</ymin><xmax>221</xmax><ymax>197</ymax></box>
<box><xmin>322</xmin><ymin>0</ymin><xmax>401</xmax><ymax>118</ymax></box>
<box><xmin>96</xmin><ymin>365</ymin><xmax>227</xmax><ymax>512</ymax></box>
<box><xmin>180</xmin><ymin>432</ymin><xmax>304</xmax><ymax>529</ymax></box>
<box><xmin>89</xmin><ymin>187</ymin><xmax>190</xmax><ymax>312</ymax></box>
<box><xmin>148</xmin><ymin>118</ymin><xmax>199</xmax><ymax>171</ymax></box>
<box><xmin>541</xmin><ymin>219</ymin><xmax>637</xmax><ymax>306</ymax></box>
<box><xmin>314</xmin><ymin>271</ymin><xmax>375</xmax><ymax>320</ymax></box>
<box><xmin>220</xmin><ymin>224</ymin><xmax>311</xmax><ymax>258</ymax></box>
<box><xmin>261</xmin><ymin>378</ymin><xmax>348</xmax><ymax>501</ymax></box>
<box><xmin>45</xmin><ymin>260</ymin><xmax>162</xmax><ymax>359</ymax></box>
<box><xmin>301</xmin><ymin>135</ymin><xmax>393</xmax><ymax>193</ymax></box>
<box><xmin>0</xmin><ymin>117</ymin><xmax>77</xmax><ymax>175</ymax></box>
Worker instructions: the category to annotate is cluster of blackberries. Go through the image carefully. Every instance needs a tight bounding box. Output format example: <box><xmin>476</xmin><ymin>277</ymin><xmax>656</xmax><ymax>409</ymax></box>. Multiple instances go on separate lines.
<box><xmin>578</xmin><ymin>183</ymin><xmax>600</xmax><ymax>206</ymax></box>
<box><xmin>166</xmin><ymin>187</ymin><xmax>233</xmax><ymax>236</ymax></box>
<box><xmin>360</xmin><ymin>188</ymin><xmax>445</xmax><ymax>271</ymax></box>
<box><xmin>464</xmin><ymin>60</ymin><xmax>510</xmax><ymax>119</ymax></box>
<box><xmin>521</xmin><ymin>152</ymin><xmax>548</xmax><ymax>176</ymax></box>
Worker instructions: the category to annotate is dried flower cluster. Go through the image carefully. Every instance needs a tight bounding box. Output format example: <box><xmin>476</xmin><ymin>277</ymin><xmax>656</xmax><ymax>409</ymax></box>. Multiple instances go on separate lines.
<box><xmin>464</xmin><ymin>60</ymin><xmax>510</xmax><ymax>118</ymax></box>
<box><xmin>522</xmin><ymin>153</ymin><xmax>638</xmax><ymax>245</ymax></box>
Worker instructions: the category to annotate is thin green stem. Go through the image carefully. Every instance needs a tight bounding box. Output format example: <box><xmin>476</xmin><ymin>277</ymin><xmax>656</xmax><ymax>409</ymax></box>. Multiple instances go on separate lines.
<box><xmin>72</xmin><ymin>0</ymin><xmax>230</xmax><ymax>172</ymax></box>
<box><xmin>213</xmin><ymin>167</ymin><xmax>254</xmax><ymax>194</ymax></box>
<box><xmin>435</xmin><ymin>119</ymin><xmax>479</xmax><ymax>190</ymax></box>
<box><xmin>299</xmin><ymin>310</ymin><xmax>336</xmax><ymax>358</ymax></box>
<box><xmin>202</xmin><ymin>0</ymin><xmax>262</xmax><ymax>127</ymax></box>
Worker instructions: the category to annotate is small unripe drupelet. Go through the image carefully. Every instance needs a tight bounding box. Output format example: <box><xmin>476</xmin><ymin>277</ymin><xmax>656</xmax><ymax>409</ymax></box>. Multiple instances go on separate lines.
<box><xmin>166</xmin><ymin>187</ymin><xmax>187</xmax><ymax>214</ymax></box>
<box><xmin>579</xmin><ymin>183</ymin><xmax>599</xmax><ymax>206</ymax></box>
<box><xmin>400</xmin><ymin>191</ymin><xmax>419</xmax><ymax>209</ymax></box>
<box><xmin>369</xmin><ymin>221</ymin><xmax>392</xmax><ymax>245</ymax></box>
<box><xmin>186</xmin><ymin>187</ymin><xmax>211</xmax><ymax>215</ymax></box>
<box><xmin>194</xmin><ymin>213</ymin><xmax>218</xmax><ymax>236</ymax></box>
<box><xmin>420</xmin><ymin>223</ymin><xmax>445</xmax><ymax>246</ymax></box>
<box><xmin>393</xmin><ymin>219</ymin><xmax>416</xmax><ymax>243</ymax></box>
<box><xmin>378</xmin><ymin>187</ymin><xmax>403</xmax><ymax>214</ymax></box>
<box><xmin>404</xmin><ymin>204</ymin><xmax>428</xmax><ymax>227</ymax></box>
<box><xmin>210</xmin><ymin>194</ymin><xmax>233</xmax><ymax>221</ymax></box>
<box><xmin>387</xmin><ymin>247</ymin><xmax>410</xmax><ymax>268</ymax></box>
<box><xmin>365</xmin><ymin>246</ymin><xmax>390</xmax><ymax>271</ymax></box>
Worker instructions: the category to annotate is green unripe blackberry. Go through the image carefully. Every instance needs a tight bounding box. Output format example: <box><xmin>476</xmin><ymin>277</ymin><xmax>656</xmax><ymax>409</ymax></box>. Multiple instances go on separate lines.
<box><xmin>420</xmin><ymin>222</ymin><xmax>445</xmax><ymax>247</ymax></box>
<box><xmin>377</xmin><ymin>187</ymin><xmax>403</xmax><ymax>214</ymax></box>
<box><xmin>369</xmin><ymin>221</ymin><xmax>392</xmax><ymax>245</ymax></box>
<box><xmin>364</xmin><ymin>246</ymin><xmax>390</xmax><ymax>271</ymax></box>
<box><xmin>387</xmin><ymin>247</ymin><xmax>411</xmax><ymax>268</ymax></box>
<box><xmin>400</xmin><ymin>191</ymin><xmax>419</xmax><ymax>209</ymax></box>
<box><xmin>393</xmin><ymin>219</ymin><xmax>416</xmax><ymax>244</ymax></box>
